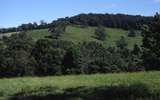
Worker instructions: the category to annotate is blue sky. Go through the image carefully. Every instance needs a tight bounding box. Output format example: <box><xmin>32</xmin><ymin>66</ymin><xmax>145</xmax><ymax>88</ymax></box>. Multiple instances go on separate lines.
<box><xmin>0</xmin><ymin>0</ymin><xmax>160</xmax><ymax>28</ymax></box>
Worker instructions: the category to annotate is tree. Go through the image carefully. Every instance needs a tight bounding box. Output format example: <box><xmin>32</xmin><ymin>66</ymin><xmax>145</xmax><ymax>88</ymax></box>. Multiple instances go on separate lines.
<box><xmin>67</xmin><ymin>13</ymin><xmax>153</xmax><ymax>30</ymax></box>
<box><xmin>49</xmin><ymin>22</ymin><xmax>67</xmax><ymax>39</ymax></box>
<box><xmin>95</xmin><ymin>26</ymin><xmax>106</xmax><ymax>41</ymax></box>
<box><xmin>17</xmin><ymin>23</ymin><xmax>34</xmax><ymax>31</ymax></box>
<box><xmin>76</xmin><ymin>41</ymin><xmax>106</xmax><ymax>74</ymax></box>
<box><xmin>32</xmin><ymin>39</ymin><xmax>65</xmax><ymax>75</ymax></box>
<box><xmin>40</xmin><ymin>20</ymin><xmax>47</xmax><ymax>26</ymax></box>
<box><xmin>3</xmin><ymin>32</ymin><xmax>34</xmax><ymax>52</ymax></box>
<box><xmin>128</xmin><ymin>29</ymin><xmax>136</xmax><ymax>37</ymax></box>
<box><xmin>127</xmin><ymin>44</ymin><xmax>143</xmax><ymax>71</ymax></box>
<box><xmin>132</xmin><ymin>44</ymin><xmax>141</xmax><ymax>56</ymax></box>
<box><xmin>142</xmin><ymin>13</ymin><xmax>160</xmax><ymax>70</ymax></box>
<box><xmin>0</xmin><ymin>32</ymin><xmax>36</xmax><ymax>77</ymax></box>
<box><xmin>49</xmin><ymin>26</ymin><xmax>64</xmax><ymax>39</ymax></box>
<box><xmin>116</xmin><ymin>36</ymin><xmax>128</xmax><ymax>49</ymax></box>
<box><xmin>62</xmin><ymin>49</ymin><xmax>81</xmax><ymax>74</ymax></box>
<box><xmin>0</xmin><ymin>42</ymin><xmax>5</xmax><ymax>49</ymax></box>
<box><xmin>33</xmin><ymin>22</ymin><xmax>38</xmax><ymax>29</ymax></box>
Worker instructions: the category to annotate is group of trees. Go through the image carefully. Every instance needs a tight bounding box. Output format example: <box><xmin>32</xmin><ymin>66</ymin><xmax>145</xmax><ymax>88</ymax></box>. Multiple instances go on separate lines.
<box><xmin>94</xmin><ymin>26</ymin><xmax>107</xmax><ymax>41</ymax></box>
<box><xmin>142</xmin><ymin>13</ymin><xmax>160</xmax><ymax>70</ymax></box>
<box><xmin>0</xmin><ymin>20</ymin><xmax>49</xmax><ymax>33</ymax></box>
<box><xmin>0</xmin><ymin>13</ymin><xmax>159</xmax><ymax>77</ymax></box>
<box><xmin>67</xmin><ymin>13</ymin><xmax>153</xmax><ymax>30</ymax></box>
<box><xmin>116</xmin><ymin>36</ymin><xmax>128</xmax><ymax>49</ymax></box>
<box><xmin>49</xmin><ymin>21</ymin><xmax>69</xmax><ymax>39</ymax></box>
<box><xmin>0</xmin><ymin>13</ymin><xmax>153</xmax><ymax>34</ymax></box>
<box><xmin>0</xmin><ymin>27</ymin><xmax>17</xmax><ymax>33</ymax></box>
<box><xmin>0</xmin><ymin>31</ymin><xmax>143</xmax><ymax>77</ymax></box>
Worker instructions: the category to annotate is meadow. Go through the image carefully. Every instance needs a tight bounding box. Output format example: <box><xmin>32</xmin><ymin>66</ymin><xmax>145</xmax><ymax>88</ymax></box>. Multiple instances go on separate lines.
<box><xmin>0</xmin><ymin>71</ymin><xmax>160</xmax><ymax>100</ymax></box>
<box><xmin>0</xmin><ymin>25</ymin><xmax>142</xmax><ymax>49</ymax></box>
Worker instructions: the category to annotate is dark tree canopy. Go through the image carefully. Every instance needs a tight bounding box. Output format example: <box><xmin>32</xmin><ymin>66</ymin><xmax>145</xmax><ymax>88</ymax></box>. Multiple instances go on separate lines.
<box><xmin>67</xmin><ymin>13</ymin><xmax>153</xmax><ymax>30</ymax></box>
<box><xmin>116</xmin><ymin>36</ymin><xmax>128</xmax><ymax>49</ymax></box>
<box><xmin>94</xmin><ymin>26</ymin><xmax>106</xmax><ymax>41</ymax></box>
<box><xmin>128</xmin><ymin>29</ymin><xmax>136</xmax><ymax>37</ymax></box>
<box><xmin>142</xmin><ymin>13</ymin><xmax>160</xmax><ymax>70</ymax></box>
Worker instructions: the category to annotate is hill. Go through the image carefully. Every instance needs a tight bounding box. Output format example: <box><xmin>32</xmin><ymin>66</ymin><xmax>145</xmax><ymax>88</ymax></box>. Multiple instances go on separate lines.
<box><xmin>0</xmin><ymin>13</ymin><xmax>153</xmax><ymax>33</ymax></box>
<box><xmin>0</xmin><ymin>25</ymin><xmax>142</xmax><ymax>49</ymax></box>
<box><xmin>62</xmin><ymin>25</ymin><xmax>142</xmax><ymax>49</ymax></box>
<box><xmin>32</xmin><ymin>25</ymin><xmax>142</xmax><ymax>49</ymax></box>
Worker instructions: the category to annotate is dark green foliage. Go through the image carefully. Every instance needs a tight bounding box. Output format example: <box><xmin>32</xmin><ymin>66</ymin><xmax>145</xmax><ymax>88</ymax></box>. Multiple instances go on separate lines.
<box><xmin>129</xmin><ymin>44</ymin><xmax>143</xmax><ymax>71</ymax></box>
<box><xmin>0</xmin><ymin>32</ymin><xmax>36</xmax><ymax>77</ymax></box>
<box><xmin>18</xmin><ymin>23</ymin><xmax>35</xmax><ymax>31</ymax></box>
<box><xmin>94</xmin><ymin>26</ymin><xmax>106</xmax><ymax>41</ymax></box>
<box><xmin>49</xmin><ymin>27</ymin><xmax>64</xmax><ymax>39</ymax></box>
<box><xmin>68</xmin><ymin>13</ymin><xmax>153</xmax><ymax>30</ymax></box>
<box><xmin>76</xmin><ymin>41</ymin><xmax>105</xmax><ymax>73</ymax></box>
<box><xmin>3</xmin><ymin>32</ymin><xmax>34</xmax><ymax>52</ymax></box>
<box><xmin>32</xmin><ymin>39</ymin><xmax>65</xmax><ymax>75</ymax></box>
<box><xmin>0</xmin><ymin>35</ymin><xmax>143</xmax><ymax>77</ymax></box>
<box><xmin>62</xmin><ymin>50</ymin><xmax>75</xmax><ymax>74</ymax></box>
<box><xmin>0</xmin><ymin>27</ymin><xmax>16</xmax><ymax>33</ymax></box>
<box><xmin>116</xmin><ymin>36</ymin><xmax>128</xmax><ymax>49</ymax></box>
<box><xmin>49</xmin><ymin>21</ymin><xmax>68</xmax><ymax>39</ymax></box>
<box><xmin>0</xmin><ymin>42</ymin><xmax>5</xmax><ymax>49</ymax></box>
<box><xmin>62</xmin><ymin>49</ymin><xmax>81</xmax><ymax>74</ymax></box>
<box><xmin>1</xmin><ymin>50</ymin><xmax>36</xmax><ymax>76</ymax></box>
<box><xmin>128</xmin><ymin>29</ymin><xmax>136</xmax><ymax>37</ymax></box>
<box><xmin>132</xmin><ymin>44</ymin><xmax>141</xmax><ymax>56</ymax></box>
<box><xmin>142</xmin><ymin>13</ymin><xmax>160</xmax><ymax>70</ymax></box>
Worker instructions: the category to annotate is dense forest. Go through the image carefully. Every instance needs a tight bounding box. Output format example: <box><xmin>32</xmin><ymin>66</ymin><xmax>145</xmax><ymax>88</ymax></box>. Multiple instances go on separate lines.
<box><xmin>0</xmin><ymin>13</ymin><xmax>159</xmax><ymax>77</ymax></box>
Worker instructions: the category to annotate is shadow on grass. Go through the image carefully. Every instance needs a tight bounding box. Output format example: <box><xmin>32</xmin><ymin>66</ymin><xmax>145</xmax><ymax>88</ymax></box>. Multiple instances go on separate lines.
<box><xmin>10</xmin><ymin>83</ymin><xmax>160</xmax><ymax>100</ymax></box>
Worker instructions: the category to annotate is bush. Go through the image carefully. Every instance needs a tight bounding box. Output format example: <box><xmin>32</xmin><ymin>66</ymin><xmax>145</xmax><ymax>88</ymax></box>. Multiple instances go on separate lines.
<box><xmin>94</xmin><ymin>26</ymin><xmax>106</xmax><ymax>41</ymax></box>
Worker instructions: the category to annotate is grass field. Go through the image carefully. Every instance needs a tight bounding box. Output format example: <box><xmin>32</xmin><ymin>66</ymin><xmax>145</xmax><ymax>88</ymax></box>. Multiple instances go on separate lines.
<box><xmin>0</xmin><ymin>32</ymin><xmax>17</xmax><ymax>39</ymax></box>
<box><xmin>0</xmin><ymin>25</ymin><xmax>142</xmax><ymax>49</ymax></box>
<box><xmin>62</xmin><ymin>26</ymin><xmax>142</xmax><ymax>49</ymax></box>
<box><xmin>0</xmin><ymin>71</ymin><xmax>160</xmax><ymax>100</ymax></box>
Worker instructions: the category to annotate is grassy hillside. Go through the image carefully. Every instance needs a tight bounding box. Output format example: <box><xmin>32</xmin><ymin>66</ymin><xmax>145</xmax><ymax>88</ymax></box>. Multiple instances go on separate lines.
<box><xmin>0</xmin><ymin>71</ymin><xmax>160</xmax><ymax>100</ymax></box>
<box><xmin>0</xmin><ymin>25</ymin><xmax>142</xmax><ymax>49</ymax></box>
<box><xmin>63</xmin><ymin>26</ymin><xmax>142</xmax><ymax>48</ymax></box>
<box><xmin>0</xmin><ymin>32</ymin><xmax>16</xmax><ymax>39</ymax></box>
<box><xmin>27</xmin><ymin>29</ymin><xmax>50</xmax><ymax>41</ymax></box>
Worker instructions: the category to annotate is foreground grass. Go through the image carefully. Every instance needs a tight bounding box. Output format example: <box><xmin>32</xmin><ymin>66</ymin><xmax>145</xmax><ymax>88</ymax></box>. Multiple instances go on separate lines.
<box><xmin>0</xmin><ymin>71</ymin><xmax>160</xmax><ymax>100</ymax></box>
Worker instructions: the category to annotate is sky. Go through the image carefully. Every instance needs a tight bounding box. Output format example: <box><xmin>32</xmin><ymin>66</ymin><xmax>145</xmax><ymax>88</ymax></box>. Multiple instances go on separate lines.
<box><xmin>0</xmin><ymin>0</ymin><xmax>160</xmax><ymax>28</ymax></box>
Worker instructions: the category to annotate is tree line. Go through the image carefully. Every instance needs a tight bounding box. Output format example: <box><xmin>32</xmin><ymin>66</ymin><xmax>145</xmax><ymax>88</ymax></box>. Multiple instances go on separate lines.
<box><xmin>0</xmin><ymin>34</ymin><xmax>143</xmax><ymax>77</ymax></box>
<box><xmin>0</xmin><ymin>13</ymin><xmax>153</xmax><ymax>33</ymax></box>
<box><xmin>67</xmin><ymin>13</ymin><xmax>153</xmax><ymax>30</ymax></box>
<box><xmin>0</xmin><ymin>20</ymin><xmax>50</xmax><ymax>33</ymax></box>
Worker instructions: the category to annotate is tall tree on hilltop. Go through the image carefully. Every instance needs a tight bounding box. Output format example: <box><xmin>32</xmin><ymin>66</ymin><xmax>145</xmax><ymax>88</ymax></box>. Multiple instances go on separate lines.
<box><xmin>142</xmin><ymin>13</ymin><xmax>160</xmax><ymax>70</ymax></box>
<box><xmin>49</xmin><ymin>21</ymin><xmax>68</xmax><ymax>39</ymax></box>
